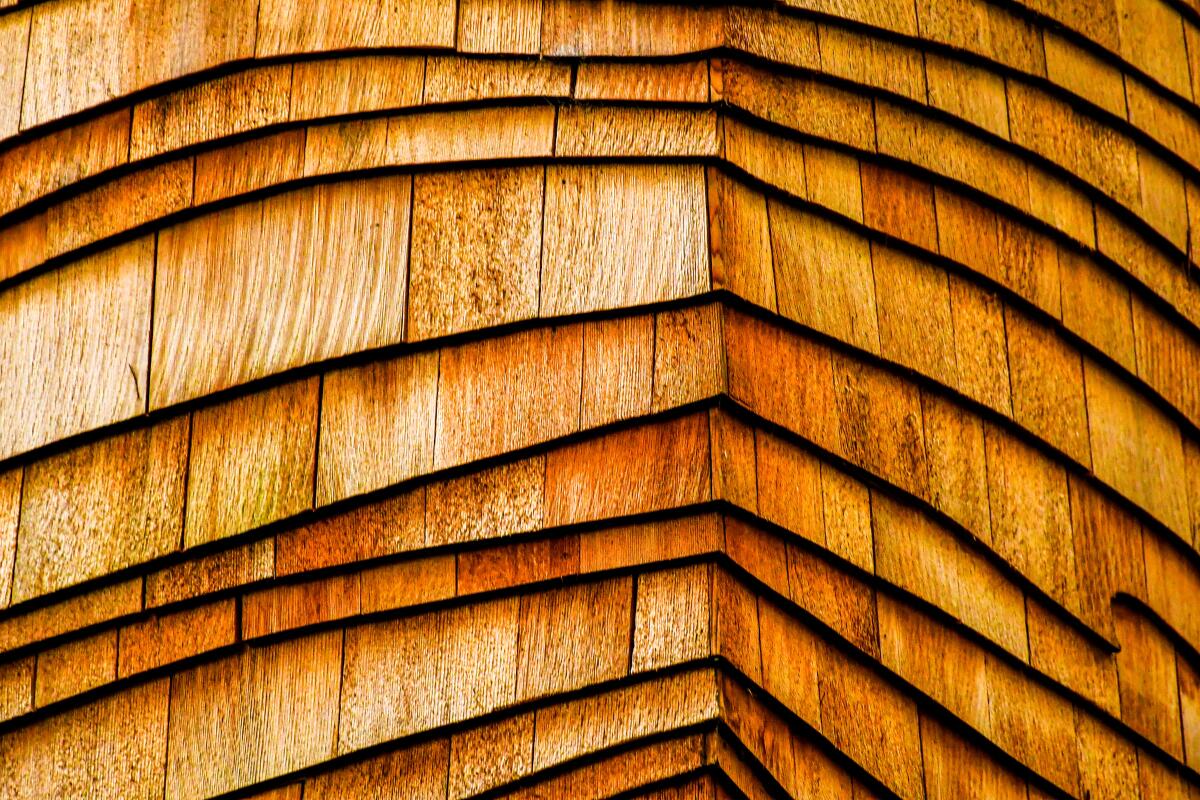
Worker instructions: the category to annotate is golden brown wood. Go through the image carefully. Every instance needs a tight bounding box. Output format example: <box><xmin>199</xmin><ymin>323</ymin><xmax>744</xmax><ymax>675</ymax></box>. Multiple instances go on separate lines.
<box><xmin>184</xmin><ymin>379</ymin><xmax>319</xmax><ymax>547</ymax></box>
<box><xmin>408</xmin><ymin>167</ymin><xmax>543</xmax><ymax>340</ymax></box>
<box><xmin>541</xmin><ymin>163</ymin><xmax>708</xmax><ymax>316</ymax></box>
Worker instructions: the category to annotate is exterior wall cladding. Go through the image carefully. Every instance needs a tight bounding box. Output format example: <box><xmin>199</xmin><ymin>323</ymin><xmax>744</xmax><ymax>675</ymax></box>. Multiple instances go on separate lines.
<box><xmin>3</xmin><ymin>0</ymin><xmax>1200</xmax><ymax>797</ymax></box>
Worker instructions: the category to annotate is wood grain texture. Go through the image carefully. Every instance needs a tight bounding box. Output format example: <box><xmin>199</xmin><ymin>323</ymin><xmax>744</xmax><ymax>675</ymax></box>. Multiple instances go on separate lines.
<box><xmin>556</xmin><ymin>106</ymin><xmax>720</xmax><ymax>157</ymax></box>
<box><xmin>533</xmin><ymin>667</ymin><xmax>718</xmax><ymax>768</ymax></box>
<box><xmin>631</xmin><ymin>565</ymin><xmax>711</xmax><ymax>672</ymax></box>
<box><xmin>255</xmin><ymin>0</ymin><xmax>455</xmax><ymax>55</ymax></box>
<box><xmin>580</xmin><ymin>315</ymin><xmax>654</xmax><ymax>428</ymax></box>
<box><xmin>146</xmin><ymin>538</ymin><xmax>273</xmax><ymax>607</ymax></box>
<box><xmin>408</xmin><ymin>167</ymin><xmax>543</xmax><ymax>340</ymax></box>
<box><xmin>515</xmin><ymin>577</ymin><xmax>632</xmax><ymax>701</ymax></box>
<box><xmin>459</xmin><ymin>0</ymin><xmax>542</xmax><ymax>53</ymax></box>
<box><xmin>193</xmin><ymin>129</ymin><xmax>305</xmax><ymax>205</ymax></box>
<box><xmin>541</xmin><ymin>163</ymin><xmax>709</xmax><ymax>316</ymax></box>
<box><xmin>0</xmin><ymin>578</ymin><xmax>140</xmax><ymax>653</ymax></box>
<box><xmin>117</xmin><ymin>598</ymin><xmax>237</xmax><ymax>677</ymax></box>
<box><xmin>130</xmin><ymin>64</ymin><xmax>291</xmax><ymax>159</ymax></box>
<box><xmin>770</xmin><ymin>200</ymin><xmax>880</xmax><ymax>354</ymax></box>
<box><xmin>306</xmin><ymin>738</ymin><xmax>449</xmax><ymax>800</ymax></box>
<box><xmin>708</xmin><ymin>169</ymin><xmax>775</xmax><ymax>311</ymax></box>
<box><xmin>426</xmin><ymin>457</ymin><xmax>545</xmax><ymax>547</ymax></box>
<box><xmin>339</xmin><ymin>596</ymin><xmax>519</xmax><ymax>750</ymax></box>
<box><xmin>33</xmin><ymin>629</ymin><xmax>116</xmax><ymax>707</ymax></box>
<box><xmin>0</xmin><ymin>678</ymin><xmax>168</xmax><ymax>800</ymax></box>
<box><xmin>184</xmin><ymin>378</ymin><xmax>319</xmax><ymax>547</ymax></box>
<box><xmin>449</xmin><ymin>713</ymin><xmax>533</xmax><ymax>798</ymax></box>
<box><xmin>0</xmin><ymin>237</ymin><xmax>152</xmax><ymax>461</ymax></box>
<box><xmin>424</xmin><ymin>56</ymin><xmax>569</xmax><ymax>102</ymax></box>
<box><xmin>0</xmin><ymin>468</ymin><xmax>21</xmax><ymax>608</ymax></box>
<box><xmin>873</xmin><ymin>493</ymin><xmax>1028</xmax><ymax>659</ymax></box>
<box><xmin>434</xmin><ymin>325</ymin><xmax>582</xmax><ymax>468</ymax></box>
<box><xmin>14</xmin><ymin>415</ymin><xmax>187</xmax><ymax>602</ymax></box>
<box><xmin>290</xmin><ymin>55</ymin><xmax>424</xmax><ymax>119</ymax></box>
<box><xmin>318</xmin><ymin>352</ymin><xmax>438</xmax><ymax>504</ymax></box>
<box><xmin>385</xmin><ymin>105</ymin><xmax>555</xmax><ymax>165</ymax></box>
<box><xmin>0</xmin><ymin>107</ymin><xmax>129</xmax><ymax>217</ymax></box>
<box><xmin>545</xmin><ymin>413</ymin><xmax>711</xmax><ymax>526</ymax></box>
<box><xmin>652</xmin><ymin>304</ymin><xmax>726</xmax><ymax>411</ymax></box>
<box><xmin>166</xmin><ymin>631</ymin><xmax>342</xmax><ymax>800</ymax></box>
<box><xmin>576</xmin><ymin>60</ymin><xmax>709</xmax><ymax>102</ymax></box>
<box><xmin>1084</xmin><ymin>358</ymin><xmax>1190</xmax><ymax>536</ymax></box>
<box><xmin>541</xmin><ymin>0</ymin><xmax>723</xmax><ymax>56</ymax></box>
<box><xmin>152</xmin><ymin>176</ymin><xmax>412</xmax><ymax>407</ymax></box>
<box><xmin>22</xmin><ymin>0</ymin><xmax>255</xmax><ymax>128</ymax></box>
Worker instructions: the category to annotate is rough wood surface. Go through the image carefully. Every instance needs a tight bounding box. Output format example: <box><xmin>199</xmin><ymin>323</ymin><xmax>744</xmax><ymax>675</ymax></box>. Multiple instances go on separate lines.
<box><xmin>6</xmin><ymin>4</ymin><xmax>1200</xmax><ymax>797</ymax></box>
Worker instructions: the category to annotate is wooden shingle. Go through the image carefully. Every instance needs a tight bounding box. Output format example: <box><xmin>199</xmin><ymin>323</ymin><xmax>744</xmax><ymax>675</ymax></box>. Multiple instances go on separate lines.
<box><xmin>872</xmin><ymin>493</ymin><xmax>1028</xmax><ymax>658</ymax></box>
<box><xmin>166</xmin><ymin>631</ymin><xmax>342</xmax><ymax>799</ymax></box>
<box><xmin>1005</xmin><ymin>308</ymin><xmax>1092</xmax><ymax>465</ymax></box>
<box><xmin>557</xmin><ymin>106</ymin><xmax>719</xmax><ymax>157</ymax></box>
<box><xmin>33</xmin><ymin>629</ymin><xmax>116</xmax><ymax>707</ymax></box>
<box><xmin>516</xmin><ymin>578</ymin><xmax>632</xmax><ymax>700</ymax></box>
<box><xmin>448</xmin><ymin>714</ymin><xmax>532</xmax><ymax>798</ymax></box>
<box><xmin>290</xmin><ymin>55</ymin><xmax>424</xmax><ymax>119</ymax></box>
<box><xmin>427</xmin><ymin>457</ymin><xmax>544</xmax><ymax>547</ymax></box>
<box><xmin>983</xmin><ymin>425</ymin><xmax>1079</xmax><ymax>616</ymax></box>
<box><xmin>193</xmin><ymin>129</ymin><xmax>305</xmax><ymax>205</ymax></box>
<box><xmin>130</xmin><ymin>65</ymin><xmax>291</xmax><ymax>159</ymax></box>
<box><xmin>153</xmin><ymin>177</ymin><xmax>412</xmax><ymax>407</ymax></box>
<box><xmin>770</xmin><ymin>201</ymin><xmax>880</xmax><ymax>354</ymax></box>
<box><xmin>340</xmin><ymin>597</ymin><xmax>519</xmax><ymax>751</ymax></box>
<box><xmin>306</xmin><ymin>739</ymin><xmax>448</xmax><ymax>800</ymax></box>
<box><xmin>541</xmin><ymin>163</ymin><xmax>709</xmax><ymax>316</ymax></box>
<box><xmin>15</xmin><ymin>416</ymin><xmax>188</xmax><ymax>602</ymax></box>
<box><xmin>117</xmin><ymin>599</ymin><xmax>237</xmax><ymax>677</ymax></box>
<box><xmin>545</xmin><ymin>413</ymin><xmax>711</xmax><ymax>526</ymax></box>
<box><xmin>575</xmin><ymin>60</ymin><xmax>709</xmax><ymax>102</ymax></box>
<box><xmin>0</xmin><ymin>237</ymin><xmax>152</xmax><ymax>461</ymax></box>
<box><xmin>707</xmin><ymin>169</ymin><xmax>776</xmax><ymax>311</ymax></box>
<box><xmin>255</xmin><ymin>0</ymin><xmax>455</xmax><ymax>55</ymax></box>
<box><xmin>184</xmin><ymin>379</ymin><xmax>319</xmax><ymax>547</ymax></box>
<box><xmin>318</xmin><ymin>352</ymin><xmax>439</xmax><ymax>504</ymax></box>
<box><xmin>631</xmin><ymin>565</ymin><xmax>711</xmax><ymax>672</ymax></box>
<box><xmin>0</xmin><ymin>679</ymin><xmax>169</xmax><ymax>800</ymax></box>
<box><xmin>1084</xmin><ymin>358</ymin><xmax>1191</xmax><ymax>537</ymax></box>
<box><xmin>408</xmin><ymin>167</ymin><xmax>543</xmax><ymax>340</ymax></box>
<box><xmin>651</xmin><ymin>304</ymin><xmax>726</xmax><ymax>410</ymax></box>
<box><xmin>434</xmin><ymin>325</ymin><xmax>582</xmax><ymax>468</ymax></box>
<box><xmin>581</xmin><ymin>315</ymin><xmax>654</xmax><ymax>428</ymax></box>
<box><xmin>872</xmin><ymin>246</ymin><xmax>957</xmax><ymax>387</ymax></box>
<box><xmin>385</xmin><ymin>106</ymin><xmax>555</xmax><ymax>166</ymax></box>
<box><xmin>424</xmin><ymin>56</ymin><xmax>569</xmax><ymax>102</ymax></box>
<box><xmin>724</xmin><ymin>309</ymin><xmax>840</xmax><ymax>454</ymax></box>
<box><xmin>832</xmin><ymin>355</ymin><xmax>929</xmax><ymax>499</ymax></box>
<box><xmin>459</xmin><ymin>0</ymin><xmax>542</xmax><ymax>53</ymax></box>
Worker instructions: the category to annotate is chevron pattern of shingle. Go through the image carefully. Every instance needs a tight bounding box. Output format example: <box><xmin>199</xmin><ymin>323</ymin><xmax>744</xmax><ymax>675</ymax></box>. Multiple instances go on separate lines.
<box><xmin>3</xmin><ymin>1</ymin><xmax>1200</xmax><ymax>798</ymax></box>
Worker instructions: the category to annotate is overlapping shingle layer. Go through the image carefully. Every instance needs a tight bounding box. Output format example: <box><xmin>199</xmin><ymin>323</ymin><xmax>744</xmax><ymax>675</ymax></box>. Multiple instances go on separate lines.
<box><xmin>2</xmin><ymin>0</ymin><xmax>1200</xmax><ymax>797</ymax></box>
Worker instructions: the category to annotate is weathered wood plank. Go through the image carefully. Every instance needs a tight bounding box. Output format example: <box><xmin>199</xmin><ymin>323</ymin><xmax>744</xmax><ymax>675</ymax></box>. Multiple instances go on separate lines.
<box><xmin>408</xmin><ymin>166</ymin><xmax>543</xmax><ymax>340</ymax></box>
<box><xmin>515</xmin><ymin>577</ymin><xmax>632</xmax><ymax>701</ymax></box>
<box><xmin>14</xmin><ymin>415</ymin><xmax>187</xmax><ymax>603</ymax></box>
<box><xmin>434</xmin><ymin>325</ymin><xmax>582</xmax><ymax>468</ymax></box>
<box><xmin>0</xmin><ymin>678</ymin><xmax>168</xmax><ymax>800</ymax></box>
<box><xmin>184</xmin><ymin>379</ymin><xmax>319</xmax><ymax>547</ymax></box>
<box><xmin>256</xmin><ymin>0</ymin><xmax>455</xmax><ymax>55</ymax></box>
<box><xmin>318</xmin><ymin>352</ymin><xmax>438</xmax><ymax>504</ymax></box>
<box><xmin>152</xmin><ymin>176</ymin><xmax>411</xmax><ymax>407</ymax></box>
<box><xmin>0</xmin><ymin>237</ymin><xmax>152</xmax><ymax>461</ymax></box>
<box><xmin>541</xmin><ymin>163</ymin><xmax>708</xmax><ymax>316</ymax></box>
<box><xmin>545</xmin><ymin>413</ymin><xmax>711</xmax><ymax>526</ymax></box>
<box><xmin>166</xmin><ymin>631</ymin><xmax>342</xmax><ymax>799</ymax></box>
